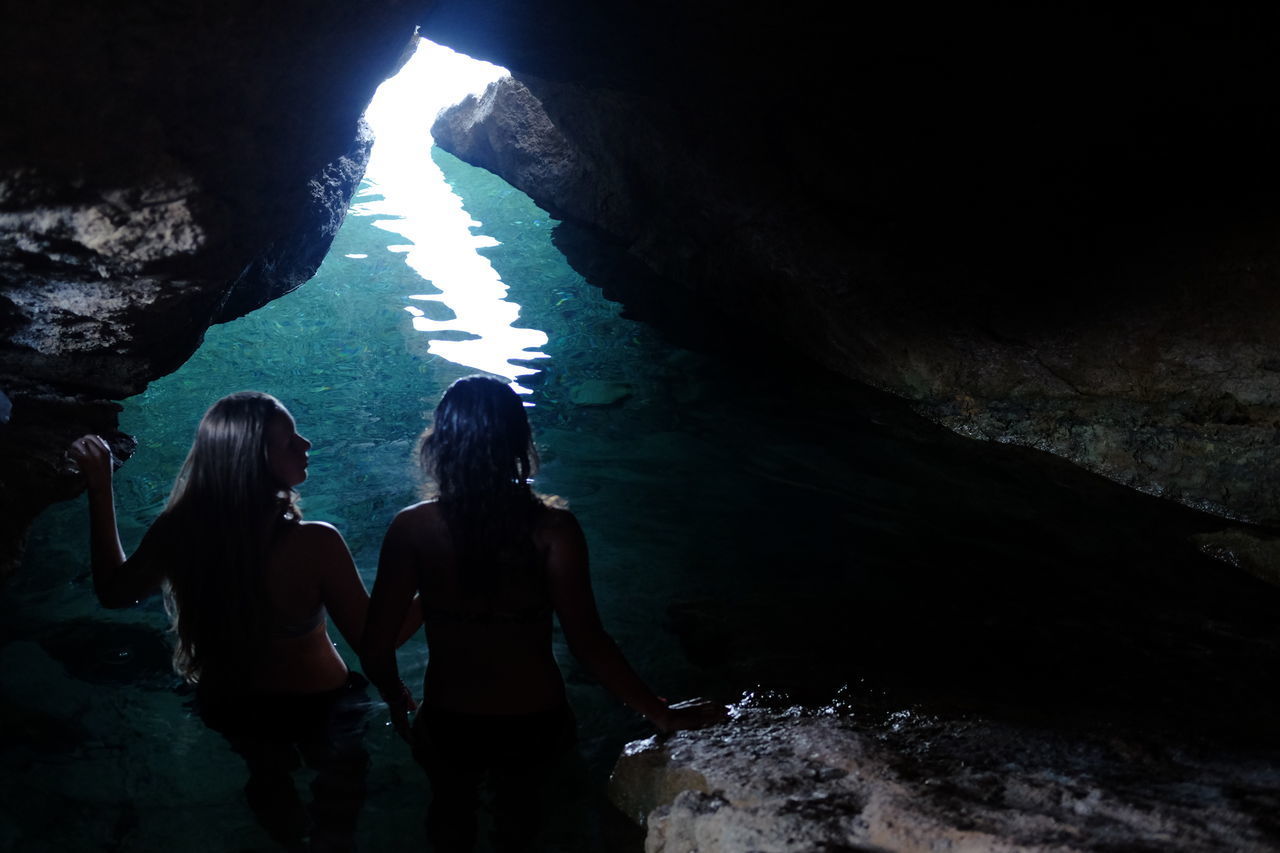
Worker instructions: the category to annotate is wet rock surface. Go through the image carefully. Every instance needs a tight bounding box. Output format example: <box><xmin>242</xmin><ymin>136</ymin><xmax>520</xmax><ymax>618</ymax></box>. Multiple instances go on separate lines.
<box><xmin>616</xmin><ymin>386</ymin><xmax>1280</xmax><ymax>851</ymax></box>
<box><xmin>431</xmin><ymin>76</ymin><xmax>589</xmax><ymax>223</ymax></box>
<box><xmin>426</xmin><ymin>4</ymin><xmax>1280</xmax><ymax>533</ymax></box>
<box><xmin>0</xmin><ymin>1</ymin><xmax>422</xmax><ymax>574</ymax></box>
<box><xmin>613</xmin><ymin>705</ymin><xmax>1280</xmax><ymax>852</ymax></box>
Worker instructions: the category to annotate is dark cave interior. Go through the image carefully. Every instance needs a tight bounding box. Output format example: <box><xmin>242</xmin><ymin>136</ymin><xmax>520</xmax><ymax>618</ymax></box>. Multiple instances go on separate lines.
<box><xmin>3</xmin><ymin>3</ymin><xmax>1280</xmax><ymax>847</ymax></box>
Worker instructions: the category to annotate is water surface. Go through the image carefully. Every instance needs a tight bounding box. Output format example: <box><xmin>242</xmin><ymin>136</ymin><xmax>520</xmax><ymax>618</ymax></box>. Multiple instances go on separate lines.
<box><xmin>5</xmin><ymin>147</ymin><xmax>1280</xmax><ymax>851</ymax></box>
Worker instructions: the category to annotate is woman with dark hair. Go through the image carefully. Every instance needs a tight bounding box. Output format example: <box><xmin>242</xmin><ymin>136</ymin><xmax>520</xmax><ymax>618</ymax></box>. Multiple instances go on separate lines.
<box><xmin>361</xmin><ymin>375</ymin><xmax>724</xmax><ymax>851</ymax></box>
<box><xmin>69</xmin><ymin>391</ymin><xmax>417</xmax><ymax>852</ymax></box>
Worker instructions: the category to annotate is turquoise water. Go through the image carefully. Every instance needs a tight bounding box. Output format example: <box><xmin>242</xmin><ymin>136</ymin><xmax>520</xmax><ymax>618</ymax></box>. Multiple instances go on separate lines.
<box><xmin>5</xmin><ymin>147</ymin><xmax>1280</xmax><ymax>851</ymax></box>
<box><xmin>2</xmin><ymin>148</ymin><xmax>770</xmax><ymax>851</ymax></box>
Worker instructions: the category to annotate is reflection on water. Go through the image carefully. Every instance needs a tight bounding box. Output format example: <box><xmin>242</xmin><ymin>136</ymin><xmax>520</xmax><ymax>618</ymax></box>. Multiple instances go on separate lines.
<box><xmin>357</xmin><ymin>38</ymin><xmax>547</xmax><ymax>392</ymax></box>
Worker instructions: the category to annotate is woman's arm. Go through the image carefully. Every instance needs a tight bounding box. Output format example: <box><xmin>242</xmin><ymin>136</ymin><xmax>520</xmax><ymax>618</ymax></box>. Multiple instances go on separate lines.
<box><xmin>309</xmin><ymin>521</ymin><xmax>371</xmax><ymax>652</ymax></box>
<box><xmin>308</xmin><ymin>521</ymin><xmax>421</xmax><ymax>652</ymax></box>
<box><xmin>68</xmin><ymin>435</ymin><xmax>165</xmax><ymax>608</ymax></box>
<box><xmin>395</xmin><ymin>593</ymin><xmax>424</xmax><ymax>647</ymax></box>
<box><xmin>546</xmin><ymin>509</ymin><xmax>726</xmax><ymax>733</ymax></box>
<box><xmin>360</xmin><ymin>507</ymin><xmax>422</xmax><ymax>741</ymax></box>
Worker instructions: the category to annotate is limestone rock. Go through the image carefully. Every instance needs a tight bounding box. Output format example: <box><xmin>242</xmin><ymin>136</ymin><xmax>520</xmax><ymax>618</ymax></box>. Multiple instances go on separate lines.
<box><xmin>0</xmin><ymin>0</ymin><xmax>422</xmax><ymax>575</ymax></box>
<box><xmin>611</xmin><ymin>710</ymin><xmax>1278</xmax><ymax>852</ymax></box>
<box><xmin>426</xmin><ymin>2</ymin><xmax>1280</xmax><ymax>532</ymax></box>
<box><xmin>430</xmin><ymin>76</ymin><xmax>592</xmax><ymax>223</ymax></box>
<box><xmin>1194</xmin><ymin>527</ymin><xmax>1280</xmax><ymax>588</ymax></box>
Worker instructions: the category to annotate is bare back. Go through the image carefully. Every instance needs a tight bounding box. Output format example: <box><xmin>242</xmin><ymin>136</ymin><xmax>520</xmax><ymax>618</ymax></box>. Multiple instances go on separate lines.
<box><xmin>398</xmin><ymin>502</ymin><xmax>566</xmax><ymax>715</ymax></box>
<box><xmin>246</xmin><ymin>520</ymin><xmax>365</xmax><ymax>694</ymax></box>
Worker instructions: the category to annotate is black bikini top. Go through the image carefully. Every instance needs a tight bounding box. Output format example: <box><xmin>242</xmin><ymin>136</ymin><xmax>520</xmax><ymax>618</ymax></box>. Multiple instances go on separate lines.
<box><xmin>270</xmin><ymin>605</ymin><xmax>324</xmax><ymax>639</ymax></box>
<box><xmin>421</xmin><ymin>601</ymin><xmax>551</xmax><ymax>626</ymax></box>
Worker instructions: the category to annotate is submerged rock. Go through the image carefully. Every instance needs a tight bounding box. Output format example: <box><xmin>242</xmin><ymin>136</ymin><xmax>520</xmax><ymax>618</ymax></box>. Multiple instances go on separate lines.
<box><xmin>568</xmin><ymin>379</ymin><xmax>633</xmax><ymax>407</ymax></box>
<box><xmin>611</xmin><ymin>709</ymin><xmax>1280</xmax><ymax>852</ymax></box>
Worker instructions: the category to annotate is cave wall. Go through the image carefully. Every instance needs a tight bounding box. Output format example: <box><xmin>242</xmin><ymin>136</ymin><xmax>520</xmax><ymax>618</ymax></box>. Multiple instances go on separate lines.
<box><xmin>424</xmin><ymin>3</ymin><xmax>1280</xmax><ymax>527</ymax></box>
<box><xmin>0</xmin><ymin>1</ymin><xmax>423</xmax><ymax>573</ymax></box>
<box><xmin>5</xmin><ymin>2</ymin><xmax>1280</xmax><ymax>575</ymax></box>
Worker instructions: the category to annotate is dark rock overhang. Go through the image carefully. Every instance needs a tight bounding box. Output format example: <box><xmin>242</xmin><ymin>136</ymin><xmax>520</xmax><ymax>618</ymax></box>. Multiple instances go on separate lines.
<box><xmin>423</xmin><ymin>3</ymin><xmax>1280</xmax><ymax>538</ymax></box>
<box><xmin>0</xmin><ymin>1</ymin><xmax>423</xmax><ymax>573</ymax></box>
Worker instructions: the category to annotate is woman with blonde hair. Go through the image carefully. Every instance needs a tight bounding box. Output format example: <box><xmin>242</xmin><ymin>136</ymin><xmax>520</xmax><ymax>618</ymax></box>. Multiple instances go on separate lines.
<box><xmin>69</xmin><ymin>391</ymin><xmax>416</xmax><ymax>852</ymax></box>
<box><xmin>361</xmin><ymin>375</ymin><xmax>723</xmax><ymax>851</ymax></box>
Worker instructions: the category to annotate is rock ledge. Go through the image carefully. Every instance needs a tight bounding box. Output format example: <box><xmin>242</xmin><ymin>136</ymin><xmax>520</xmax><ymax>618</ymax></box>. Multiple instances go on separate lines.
<box><xmin>610</xmin><ymin>709</ymin><xmax>1278</xmax><ymax>852</ymax></box>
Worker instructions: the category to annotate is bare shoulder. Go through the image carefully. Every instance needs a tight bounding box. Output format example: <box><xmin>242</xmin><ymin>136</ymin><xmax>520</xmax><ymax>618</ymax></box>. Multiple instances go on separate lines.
<box><xmin>297</xmin><ymin>519</ymin><xmax>343</xmax><ymax>535</ymax></box>
<box><xmin>390</xmin><ymin>500</ymin><xmax>443</xmax><ymax>531</ymax></box>
<box><xmin>385</xmin><ymin>500</ymin><xmax>445</xmax><ymax>548</ymax></box>
<box><xmin>534</xmin><ymin>506</ymin><xmax>585</xmax><ymax>549</ymax></box>
<box><xmin>279</xmin><ymin>520</ymin><xmax>350</xmax><ymax>556</ymax></box>
<box><xmin>264</xmin><ymin>521</ymin><xmax>354</xmax><ymax>591</ymax></box>
<box><xmin>394</xmin><ymin>500</ymin><xmax>441</xmax><ymax>523</ymax></box>
<box><xmin>537</xmin><ymin>506</ymin><xmax>580</xmax><ymax>531</ymax></box>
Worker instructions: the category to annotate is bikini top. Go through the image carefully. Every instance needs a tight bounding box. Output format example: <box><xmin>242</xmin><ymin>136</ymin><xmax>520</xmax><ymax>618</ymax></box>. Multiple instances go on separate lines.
<box><xmin>270</xmin><ymin>604</ymin><xmax>324</xmax><ymax>639</ymax></box>
<box><xmin>421</xmin><ymin>601</ymin><xmax>552</xmax><ymax>626</ymax></box>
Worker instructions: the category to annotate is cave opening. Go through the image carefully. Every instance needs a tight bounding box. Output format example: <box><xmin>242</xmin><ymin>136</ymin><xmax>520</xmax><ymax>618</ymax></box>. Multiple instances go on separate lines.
<box><xmin>360</xmin><ymin>38</ymin><xmax>548</xmax><ymax>391</ymax></box>
<box><xmin>6</xmin><ymin>25</ymin><xmax>1280</xmax><ymax>853</ymax></box>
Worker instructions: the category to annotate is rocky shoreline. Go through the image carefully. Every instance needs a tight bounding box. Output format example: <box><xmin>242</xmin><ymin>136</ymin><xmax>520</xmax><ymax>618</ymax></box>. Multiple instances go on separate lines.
<box><xmin>611</xmin><ymin>700</ymin><xmax>1280</xmax><ymax>852</ymax></box>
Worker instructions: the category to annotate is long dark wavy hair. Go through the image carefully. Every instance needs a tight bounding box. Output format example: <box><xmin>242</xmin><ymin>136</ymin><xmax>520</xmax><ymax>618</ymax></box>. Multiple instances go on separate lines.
<box><xmin>160</xmin><ymin>391</ymin><xmax>301</xmax><ymax>684</ymax></box>
<box><xmin>419</xmin><ymin>376</ymin><xmax>545</xmax><ymax>592</ymax></box>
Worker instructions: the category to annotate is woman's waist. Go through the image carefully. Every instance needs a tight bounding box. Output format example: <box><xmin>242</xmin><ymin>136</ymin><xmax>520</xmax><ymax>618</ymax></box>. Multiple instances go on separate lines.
<box><xmin>196</xmin><ymin>672</ymin><xmax>371</xmax><ymax>736</ymax></box>
<box><xmin>422</xmin><ymin>660</ymin><xmax>565</xmax><ymax>714</ymax></box>
<box><xmin>200</xmin><ymin>668</ymin><xmax>366</xmax><ymax>700</ymax></box>
<box><xmin>420</xmin><ymin>601</ymin><xmax>552</xmax><ymax>629</ymax></box>
<box><xmin>232</xmin><ymin>634</ymin><xmax>352</xmax><ymax>694</ymax></box>
<box><xmin>423</xmin><ymin>619</ymin><xmax>552</xmax><ymax>649</ymax></box>
<box><xmin>411</xmin><ymin>697</ymin><xmax>578</xmax><ymax>762</ymax></box>
<box><xmin>417</xmin><ymin>696</ymin><xmax>574</xmax><ymax>726</ymax></box>
<box><xmin>423</xmin><ymin>642</ymin><xmax>559</xmax><ymax>677</ymax></box>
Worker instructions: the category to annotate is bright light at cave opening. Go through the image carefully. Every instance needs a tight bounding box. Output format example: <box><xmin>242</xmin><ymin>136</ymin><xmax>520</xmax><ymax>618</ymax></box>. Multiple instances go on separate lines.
<box><xmin>352</xmin><ymin>38</ymin><xmax>549</xmax><ymax>394</ymax></box>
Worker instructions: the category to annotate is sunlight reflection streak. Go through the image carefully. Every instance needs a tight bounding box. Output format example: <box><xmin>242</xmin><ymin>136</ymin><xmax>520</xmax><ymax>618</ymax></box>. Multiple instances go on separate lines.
<box><xmin>354</xmin><ymin>39</ymin><xmax>548</xmax><ymax>394</ymax></box>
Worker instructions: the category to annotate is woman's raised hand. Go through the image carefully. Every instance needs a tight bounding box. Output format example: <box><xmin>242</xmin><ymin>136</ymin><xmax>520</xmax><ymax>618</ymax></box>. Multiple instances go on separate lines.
<box><xmin>68</xmin><ymin>433</ymin><xmax>143</xmax><ymax>598</ymax></box>
<box><xmin>68</xmin><ymin>435</ymin><xmax>115</xmax><ymax>491</ymax></box>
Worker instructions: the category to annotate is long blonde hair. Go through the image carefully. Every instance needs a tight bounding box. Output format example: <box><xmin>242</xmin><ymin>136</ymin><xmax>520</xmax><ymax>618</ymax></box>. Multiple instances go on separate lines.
<box><xmin>160</xmin><ymin>391</ymin><xmax>301</xmax><ymax>684</ymax></box>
